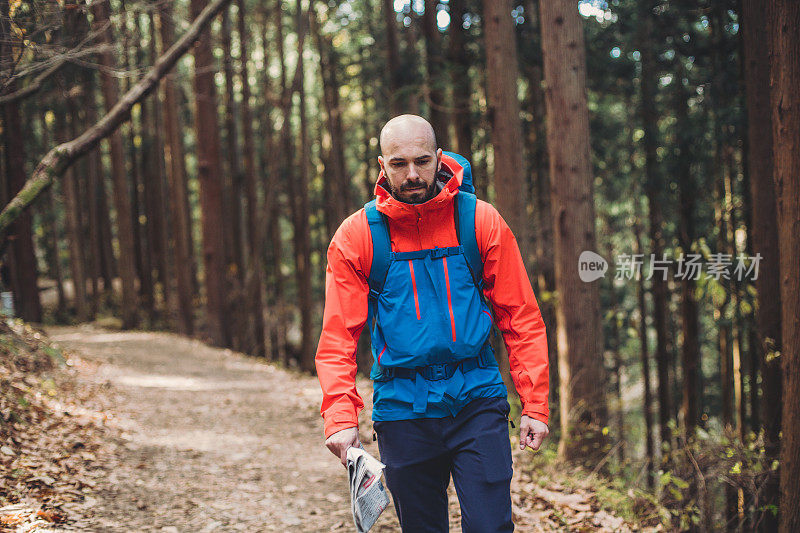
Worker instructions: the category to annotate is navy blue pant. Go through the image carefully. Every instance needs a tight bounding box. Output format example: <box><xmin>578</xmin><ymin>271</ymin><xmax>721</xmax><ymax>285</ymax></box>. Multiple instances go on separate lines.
<box><xmin>374</xmin><ymin>397</ymin><xmax>514</xmax><ymax>532</ymax></box>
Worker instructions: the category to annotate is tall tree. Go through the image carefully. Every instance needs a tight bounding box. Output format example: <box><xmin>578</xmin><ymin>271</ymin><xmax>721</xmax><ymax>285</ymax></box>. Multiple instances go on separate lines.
<box><xmin>448</xmin><ymin>0</ymin><xmax>473</xmax><ymax>157</ymax></box>
<box><xmin>636</xmin><ymin>0</ymin><xmax>671</xmax><ymax>453</ymax></box>
<box><xmin>422</xmin><ymin>0</ymin><xmax>450</xmax><ymax>148</ymax></box>
<box><xmin>63</xmin><ymin>94</ymin><xmax>91</xmax><ymax>321</ymax></box>
<box><xmin>220</xmin><ymin>6</ymin><xmax>245</xmax><ymax>292</ymax></box>
<box><xmin>767</xmin><ymin>1</ymin><xmax>800</xmax><ymax>531</ymax></box>
<box><xmin>260</xmin><ymin>6</ymin><xmax>288</xmax><ymax>363</ymax></box>
<box><xmin>634</xmin><ymin>214</ymin><xmax>655</xmax><ymax>488</ymax></box>
<box><xmin>190</xmin><ymin>0</ymin><xmax>231</xmax><ymax>347</ymax></box>
<box><xmin>157</xmin><ymin>0</ymin><xmax>195</xmax><ymax>335</ymax></box>
<box><xmin>311</xmin><ymin>6</ymin><xmax>350</xmax><ymax>241</ymax></box>
<box><xmin>275</xmin><ymin>0</ymin><xmax>313</xmax><ymax>369</ymax></box>
<box><xmin>483</xmin><ymin>0</ymin><xmax>530</xmax><ymax>261</ymax></box>
<box><xmin>1</xmin><ymin>4</ymin><xmax>43</xmax><ymax>323</ymax></box>
<box><xmin>61</xmin><ymin>4</ymin><xmax>94</xmax><ymax>322</ymax></box>
<box><xmin>742</xmin><ymin>1</ymin><xmax>782</xmax><ymax>528</ymax></box>
<box><xmin>381</xmin><ymin>0</ymin><xmax>403</xmax><ymax>115</ymax></box>
<box><xmin>292</xmin><ymin>0</ymin><xmax>314</xmax><ymax>372</ymax></box>
<box><xmin>483</xmin><ymin>0</ymin><xmax>529</xmax><ymax>397</ymax></box>
<box><xmin>237</xmin><ymin>0</ymin><xmax>266</xmax><ymax>358</ymax></box>
<box><xmin>121</xmin><ymin>2</ymin><xmax>155</xmax><ymax>322</ymax></box>
<box><xmin>402</xmin><ymin>11</ymin><xmax>422</xmax><ymax>114</ymax></box>
<box><xmin>538</xmin><ymin>0</ymin><xmax>608</xmax><ymax>463</ymax></box>
<box><xmin>219</xmin><ymin>5</ymin><xmax>247</xmax><ymax>351</ymax></box>
<box><xmin>38</xmin><ymin>114</ymin><xmax>68</xmax><ymax>318</ymax></box>
<box><xmin>521</xmin><ymin>0</ymin><xmax>558</xmax><ymax>409</ymax></box>
<box><xmin>80</xmin><ymin>71</ymin><xmax>105</xmax><ymax>316</ymax></box>
<box><xmin>674</xmin><ymin>64</ymin><xmax>701</xmax><ymax>439</ymax></box>
<box><xmin>91</xmin><ymin>0</ymin><xmax>139</xmax><ymax>328</ymax></box>
<box><xmin>140</xmin><ymin>10</ymin><xmax>172</xmax><ymax>321</ymax></box>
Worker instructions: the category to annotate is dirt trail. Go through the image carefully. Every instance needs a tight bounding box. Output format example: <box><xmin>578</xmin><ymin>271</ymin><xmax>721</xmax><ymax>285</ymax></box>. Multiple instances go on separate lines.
<box><xmin>42</xmin><ymin>324</ymin><xmax>637</xmax><ymax>532</ymax></box>
<box><xmin>45</xmin><ymin>324</ymin><xmax>395</xmax><ymax>532</ymax></box>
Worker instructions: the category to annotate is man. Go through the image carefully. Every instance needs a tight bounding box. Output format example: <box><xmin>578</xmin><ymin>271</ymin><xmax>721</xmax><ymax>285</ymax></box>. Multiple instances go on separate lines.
<box><xmin>316</xmin><ymin>115</ymin><xmax>549</xmax><ymax>532</ymax></box>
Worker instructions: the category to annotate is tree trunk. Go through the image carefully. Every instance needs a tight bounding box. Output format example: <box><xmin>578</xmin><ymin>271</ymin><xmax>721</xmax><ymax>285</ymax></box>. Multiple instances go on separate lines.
<box><xmin>95</xmin><ymin>151</ymin><xmax>117</xmax><ymax>292</ymax></box>
<box><xmin>53</xmin><ymin>3</ymin><xmax>93</xmax><ymax>323</ymax></box>
<box><xmin>523</xmin><ymin>0</ymin><xmax>558</xmax><ymax>410</ymax></box>
<box><xmin>292</xmin><ymin>0</ymin><xmax>314</xmax><ymax>372</ymax></box>
<box><xmin>91</xmin><ymin>0</ymin><xmax>139</xmax><ymax>328</ymax></box>
<box><xmin>37</xmin><ymin>114</ymin><xmax>68</xmax><ymax>318</ymax></box>
<box><xmin>140</xmin><ymin>10</ymin><xmax>172</xmax><ymax>321</ymax></box>
<box><xmin>381</xmin><ymin>0</ymin><xmax>403</xmax><ymax>115</ymax></box>
<box><xmin>157</xmin><ymin>0</ymin><xmax>195</xmax><ymax>336</ymax></box>
<box><xmin>220</xmin><ymin>7</ymin><xmax>245</xmax><ymax>287</ymax></box>
<box><xmin>120</xmin><ymin>3</ymin><xmax>155</xmax><ymax>324</ymax></box>
<box><xmin>1</xmin><ymin>28</ymin><xmax>43</xmax><ymax>323</ymax></box>
<box><xmin>54</xmin><ymin>108</ymin><xmax>89</xmax><ymax>321</ymax></box>
<box><xmin>422</xmin><ymin>0</ymin><xmax>450</xmax><ymax>148</ymax></box>
<box><xmin>608</xmin><ymin>273</ymin><xmax>625</xmax><ymax>464</ymax></box>
<box><xmin>311</xmin><ymin>7</ymin><xmax>350</xmax><ymax>242</ymax></box>
<box><xmin>636</xmin><ymin>0</ymin><xmax>671</xmax><ymax>455</ymax></box>
<box><xmin>237</xmin><ymin>0</ymin><xmax>266</xmax><ymax>358</ymax></box>
<box><xmin>483</xmin><ymin>0</ymin><xmax>530</xmax><ymax>397</ymax></box>
<box><xmin>742</xmin><ymin>1</ymin><xmax>782</xmax><ymax>528</ymax></box>
<box><xmin>401</xmin><ymin>12</ymin><xmax>421</xmax><ymax>114</ymax></box>
<box><xmin>674</xmin><ymin>67</ymin><xmax>701</xmax><ymax>439</ymax></box>
<box><xmin>767</xmin><ymin>2</ymin><xmax>800</xmax><ymax>531</ymax></box>
<box><xmin>80</xmin><ymin>73</ymin><xmax>104</xmax><ymax>315</ymax></box>
<box><xmin>65</xmin><ymin>94</ymin><xmax>96</xmax><ymax>322</ymax></box>
<box><xmin>219</xmin><ymin>6</ymin><xmax>246</xmax><ymax>351</ymax></box>
<box><xmin>483</xmin><ymin>0</ymin><xmax>530</xmax><ymax>264</ymax></box>
<box><xmin>190</xmin><ymin>0</ymin><xmax>231</xmax><ymax>347</ymax></box>
<box><xmin>634</xmin><ymin>217</ymin><xmax>655</xmax><ymax>489</ymax></box>
<box><xmin>275</xmin><ymin>1</ymin><xmax>313</xmax><ymax>368</ymax></box>
<box><xmin>538</xmin><ymin>0</ymin><xmax>608</xmax><ymax>464</ymax></box>
<box><xmin>448</xmin><ymin>0</ymin><xmax>473</xmax><ymax>157</ymax></box>
<box><xmin>265</xmin><ymin>4</ymin><xmax>289</xmax><ymax>365</ymax></box>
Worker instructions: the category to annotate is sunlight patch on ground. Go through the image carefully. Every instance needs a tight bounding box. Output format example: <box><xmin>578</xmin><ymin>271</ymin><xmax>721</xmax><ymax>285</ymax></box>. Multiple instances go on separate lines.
<box><xmin>49</xmin><ymin>332</ymin><xmax>162</xmax><ymax>343</ymax></box>
<box><xmin>136</xmin><ymin>429</ymin><xmax>265</xmax><ymax>454</ymax></box>
<box><xmin>115</xmin><ymin>374</ymin><xmax>271</xmax><ymax>392</ymax></box>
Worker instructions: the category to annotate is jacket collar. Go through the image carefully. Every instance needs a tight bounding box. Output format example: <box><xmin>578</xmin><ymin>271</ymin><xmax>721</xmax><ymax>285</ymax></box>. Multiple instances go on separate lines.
<box><xmin>374</xmin><ymin>153</ymin><xmax>465</xmax><ymax>221</ymax></box>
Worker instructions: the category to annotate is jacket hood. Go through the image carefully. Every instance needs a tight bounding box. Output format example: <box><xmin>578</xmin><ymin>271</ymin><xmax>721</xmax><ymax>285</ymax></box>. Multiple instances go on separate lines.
<box><xmin>374</xmin><ymin>153</ymin><xmax>465</xmax><ymax>221</ymax></box>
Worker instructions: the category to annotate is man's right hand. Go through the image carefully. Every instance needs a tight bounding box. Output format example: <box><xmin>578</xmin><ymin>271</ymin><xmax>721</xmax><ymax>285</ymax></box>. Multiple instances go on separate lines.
<box><xmin>325</xmin><ymin>427</ymin><xmax>361</xmax><ymax>466</ymax></box>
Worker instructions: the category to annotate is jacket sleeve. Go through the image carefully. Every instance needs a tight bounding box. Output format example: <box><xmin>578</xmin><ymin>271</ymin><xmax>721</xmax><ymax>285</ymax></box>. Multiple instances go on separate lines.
<box><xmin>475</xmin><ymin>201</ymin><xmax>550</xmax><ymax>425</ymax></box>
<box><xmin>315</xmin><ymin>210</ymin><xmax>372</xmax><ymax>439</ymax></box>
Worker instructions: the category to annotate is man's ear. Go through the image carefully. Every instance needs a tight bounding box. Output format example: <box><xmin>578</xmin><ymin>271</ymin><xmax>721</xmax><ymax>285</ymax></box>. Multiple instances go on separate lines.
<box><xmin>377</xmin><ymin>155</ymin><xmax>385</xmax><ymax>174</ymax></box>
<box><xmin>436</xmin><ymin>148</ymin><xmax>443</xmax><ymax>171</ymax></box>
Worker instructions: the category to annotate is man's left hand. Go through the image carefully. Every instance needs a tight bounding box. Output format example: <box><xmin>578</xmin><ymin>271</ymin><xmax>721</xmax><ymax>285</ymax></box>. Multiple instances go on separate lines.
<box><xmin>519</xmin><ymin>415</ymin><xmax>549</xmax><ymax>451</ymax></box>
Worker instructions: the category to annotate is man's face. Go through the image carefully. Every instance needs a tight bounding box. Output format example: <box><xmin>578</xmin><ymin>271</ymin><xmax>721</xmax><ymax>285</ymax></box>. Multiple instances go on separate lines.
<box><xmin>378</xmin><ymin>129</ymin><xmax>442</xmax><ymax>205</ymax></box>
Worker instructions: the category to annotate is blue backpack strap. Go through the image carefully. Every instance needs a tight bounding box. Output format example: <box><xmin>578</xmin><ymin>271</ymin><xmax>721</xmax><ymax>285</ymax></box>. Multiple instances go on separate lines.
<box><xmin>364</xmin><ymin>199</ymin><xmax>391</xmax><ymax>299</ymax></box>
<box><xmin>454</xmin><ymin>191</ymin><xmax>483</xmax><ymax>289</ymax></box>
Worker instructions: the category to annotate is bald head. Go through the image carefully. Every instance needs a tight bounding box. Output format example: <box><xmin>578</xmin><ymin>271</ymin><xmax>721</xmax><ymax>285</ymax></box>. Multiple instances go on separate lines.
<box><xmin>377</xmin><ymin>115</ymin><xmax>443</xmax><ymax>204</ymax></box>
<box><xmin>379</xmin><ymin>114</ymin><xmax>438</xmax><ymax>156</ymax></box>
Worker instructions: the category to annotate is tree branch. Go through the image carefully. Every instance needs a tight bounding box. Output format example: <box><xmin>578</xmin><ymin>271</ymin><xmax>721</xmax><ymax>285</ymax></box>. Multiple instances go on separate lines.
<box><xmin>0</xmin><ymin>0</ymin><xmax>233</xmax><ymax>250</ymax></box>
<box><xmin>0</xmin><ymin>55</ymin><xmax>70</xmax><ymax>105</ymax></box>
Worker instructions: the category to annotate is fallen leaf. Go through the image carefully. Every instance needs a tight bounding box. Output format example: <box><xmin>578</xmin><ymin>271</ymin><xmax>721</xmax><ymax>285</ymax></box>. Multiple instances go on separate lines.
<box><xmin>36</xmin><ymin>509</ymin><xmax>62</xmax><ymax>522</ymax></box>
<box><xmin>0</xmin><ymin>512</ymin><xmax>25</xmax><ymax>525</ymax></box>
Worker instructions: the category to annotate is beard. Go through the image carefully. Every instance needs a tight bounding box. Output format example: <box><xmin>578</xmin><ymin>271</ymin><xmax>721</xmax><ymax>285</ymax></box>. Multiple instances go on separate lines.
<box><xmin>391</xmin><ymin>179</ymin><xmax>438</xmax><ymax>204</ymax></box>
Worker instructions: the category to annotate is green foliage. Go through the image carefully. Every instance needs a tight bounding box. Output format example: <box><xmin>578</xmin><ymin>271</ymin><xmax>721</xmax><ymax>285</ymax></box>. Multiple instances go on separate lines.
<box><xmin>657</xmin><ymin>429</ymin><xmax>779</xmax><ymax>529</ymax></box>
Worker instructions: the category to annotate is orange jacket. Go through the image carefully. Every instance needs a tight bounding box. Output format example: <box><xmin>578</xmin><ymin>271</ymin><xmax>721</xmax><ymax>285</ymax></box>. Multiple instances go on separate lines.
<box><xmin>316</xmin><ymin>155</ymin><xmax>549</xmax><ymax>438</ymax></box>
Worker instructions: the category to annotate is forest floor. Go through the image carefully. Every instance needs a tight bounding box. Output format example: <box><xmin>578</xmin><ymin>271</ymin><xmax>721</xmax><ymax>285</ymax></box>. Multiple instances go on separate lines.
<box><xmin>1</xmin><ymin>321</ymin><xmax>661</xmax><ymax>532</ymax></box>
